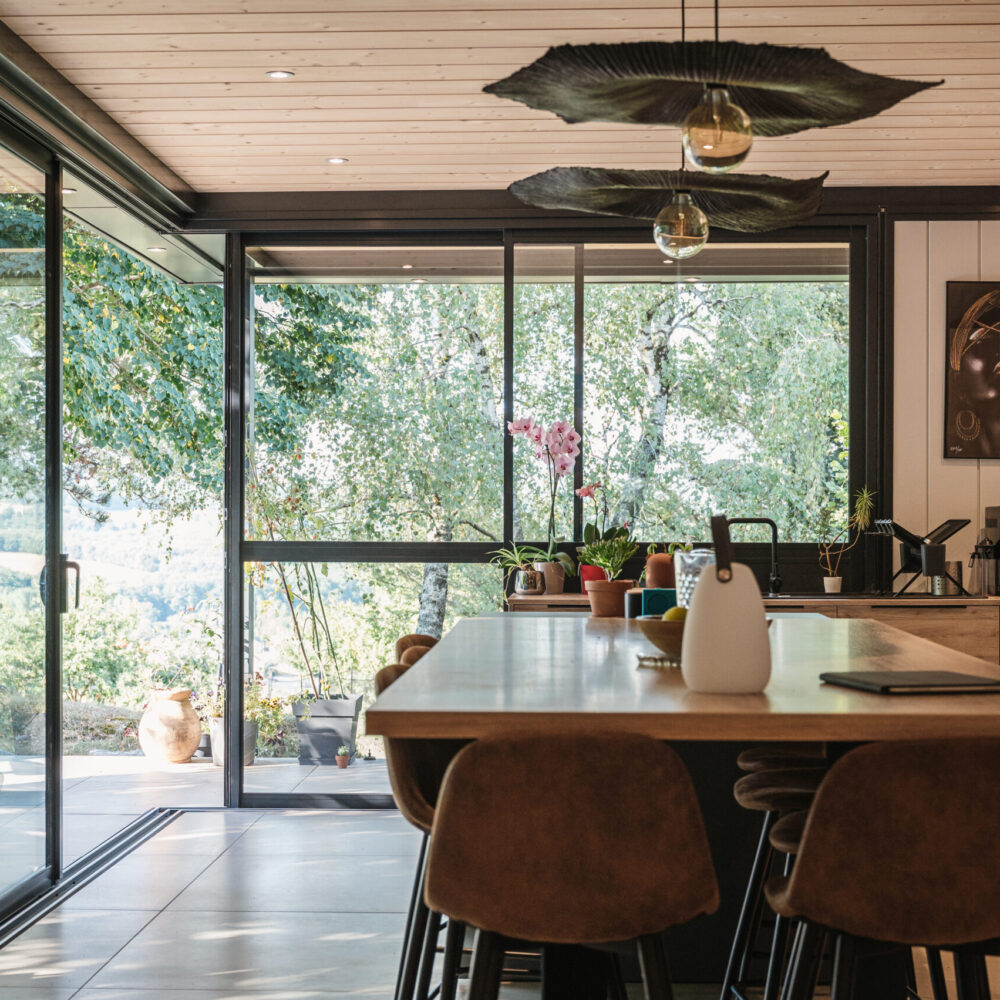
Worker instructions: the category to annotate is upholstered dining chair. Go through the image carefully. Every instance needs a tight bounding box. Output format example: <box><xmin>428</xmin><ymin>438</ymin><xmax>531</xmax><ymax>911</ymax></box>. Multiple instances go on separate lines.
<box><xmin>395</xmin><ymin>633</ymin><xmax>438</xmax><ymax>665</ymax></box>
<box><xmin>375</xmin><ymin>662</ymin><xmax>468</xmax><ymax>1000</ymax></box>
<box><xmin>767</xmin><ymin>739</ymin><xmax>1000</xmax><ymax>1000</ymax></box>
<box><xmin>425</xmin><ymin>732</ymin><xmax>720</xmax><ymax>1000</ymax></box>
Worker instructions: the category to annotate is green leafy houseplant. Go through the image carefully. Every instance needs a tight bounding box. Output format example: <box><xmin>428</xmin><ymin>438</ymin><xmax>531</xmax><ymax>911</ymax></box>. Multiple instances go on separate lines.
<box><xmin>336</xmin><ymin>745</ymin><xmax>351</xmax><ymax>757</ymax></box>
<box><xmin>818</xmin><ymin>486</ymin><xmax>875</xmax><ymax>578</ymax></box>
<box><xmin>488</xmin><ymin>542</ymin><xmax>550</xmax><ymax>582</ymax></box>
<box><xmin>578</xmin><ymin>536</ymin><xmax>640</xmax><ymax>582</ymax></box>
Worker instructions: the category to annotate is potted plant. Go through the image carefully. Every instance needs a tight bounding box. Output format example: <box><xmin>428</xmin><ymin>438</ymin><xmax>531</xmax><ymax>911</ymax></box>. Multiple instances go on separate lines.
<box><xmin>291</xmin><ymin>672</ymin><xmax>364</xmax><ymax>766</ymax></box>
<box><xmin>335</xmin><ymin>744</ymin><xmax>352</xmax><ymax>769</ymax></box>
<box><xmin>489</xmin><ymin>541</ymin><xmax>549</xmax><ymax>595</ymax></box>
<box><xmin>579</xmin><ymin>535</ymin><xmax>640</xmax><ymax>617</ymax></box>
<box><xmin>643</xmin><ymin>542</ymin><xmax>693</xmax><ymax>589</ymax></box>
<box><xmin>195</xmin><ymin>675</ymin><xmax>287</xmax><ymax>768</ymax></box>
<box><xmin>508</xmin><ymin>416</ymin><xmax>579</xmax><ymax>593</ymax></box>
<box><xmin>818</xmin><ymin>486</ymin><xmax>875</xmax><ymax>592</ymax></box>
<box><xmin>575</xmin><ymin>482</ymin><xmax>632</xmax><ymax>592</ymax></box>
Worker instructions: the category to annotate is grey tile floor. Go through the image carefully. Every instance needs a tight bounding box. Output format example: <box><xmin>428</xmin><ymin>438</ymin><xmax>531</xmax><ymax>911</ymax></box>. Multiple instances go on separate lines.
<box><xmin>0</xmin><ymin>807</ymin><xmax>726</xmax><ymax>1000</ymax></box>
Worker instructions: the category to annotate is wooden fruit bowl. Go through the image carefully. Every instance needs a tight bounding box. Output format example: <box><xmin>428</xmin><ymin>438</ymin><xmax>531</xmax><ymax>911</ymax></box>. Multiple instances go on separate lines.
<box><xmin>636</xmin><ymin>615</ymin><xmax>685</xmax><ymax>661</ymax></box>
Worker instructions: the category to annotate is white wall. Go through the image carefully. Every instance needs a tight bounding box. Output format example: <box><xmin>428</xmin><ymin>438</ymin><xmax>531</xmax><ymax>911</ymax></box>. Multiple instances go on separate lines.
<box><xmin>893</xmin><ymin>220</ymin><xmax>1000</xmax><ymax>585</ymax></box>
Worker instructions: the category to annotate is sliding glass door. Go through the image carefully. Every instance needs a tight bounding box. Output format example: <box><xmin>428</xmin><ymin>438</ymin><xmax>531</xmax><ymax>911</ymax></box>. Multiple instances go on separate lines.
<box><xmin>0</xmin><ymin>134</ymin><xmax>61</xmax><ymax>910</ymax></box>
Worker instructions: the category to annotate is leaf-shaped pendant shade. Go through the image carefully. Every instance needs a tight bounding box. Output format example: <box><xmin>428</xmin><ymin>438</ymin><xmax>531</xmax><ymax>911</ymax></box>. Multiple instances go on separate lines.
<box><xmin>485</xmin><ymin>41</ymin><xmax>941</xmax><ymax>136</ymax></box>
<box><xmin>508</xmin><ymin>167</ymin><xmax>828</xmax><ymax>233</ymax></box>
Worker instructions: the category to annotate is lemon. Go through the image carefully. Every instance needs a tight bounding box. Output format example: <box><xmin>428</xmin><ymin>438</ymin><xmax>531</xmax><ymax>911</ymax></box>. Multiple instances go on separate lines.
<box><xmin>662</xmin><ymin>606</ymin><xmax>687</xmax><ymax>622</ymax></box>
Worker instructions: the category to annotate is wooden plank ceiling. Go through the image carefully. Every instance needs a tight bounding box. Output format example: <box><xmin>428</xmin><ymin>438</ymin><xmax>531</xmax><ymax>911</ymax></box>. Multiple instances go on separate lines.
<box><xmin>1</xmin><ymin>0</ymin><xmax>998</xmax><ymax>192</ymax></box>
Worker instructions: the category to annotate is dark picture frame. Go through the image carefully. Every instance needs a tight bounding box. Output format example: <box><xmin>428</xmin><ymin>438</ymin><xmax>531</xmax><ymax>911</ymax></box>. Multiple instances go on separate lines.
<box><xmin>945</xmin><ymin>281</ymin><xmax>1000</xmax><ymax>459</ymax></box>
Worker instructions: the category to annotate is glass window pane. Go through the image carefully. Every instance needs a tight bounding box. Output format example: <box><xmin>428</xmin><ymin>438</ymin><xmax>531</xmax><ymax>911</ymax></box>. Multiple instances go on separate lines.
<box><xmin>246</xmin><ymin>245</ymin><xmax>504</xmax><ymax>544</ymax></box>
<box><xmin>241</xmin><ymin>560</ymin><xmax>502</xmax><ymax>797</ymax></box>
<box><xmin>513</xmin><ymin>246</ymin><xmax>576</xmax><ymax>546</ymax></box>
<box><xmin>0</xmin><ymin>147</ymin><xmax>47</xmax><ymax>889</ymax></box>
<box><xmin>583</xmin><ymin>242</ymin><xmax>850</xmax><ymax>543</ymax></box>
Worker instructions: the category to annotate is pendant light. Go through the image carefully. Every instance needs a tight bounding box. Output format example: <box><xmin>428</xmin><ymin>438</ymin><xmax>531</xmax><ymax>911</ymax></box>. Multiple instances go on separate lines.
<box><xmin>680</xmin><ymin>4</ymin><xmax>752</xmax><ymax>173</ymax></box>
<box><xmin>653</xmin><ymin>191</ymin><xmax>709</xmax><ymax>259</ymax></box>
<box><xmin>683</xmin><ymin>85</ymin><xmax>752</xmax><ymax>172</ymax></box>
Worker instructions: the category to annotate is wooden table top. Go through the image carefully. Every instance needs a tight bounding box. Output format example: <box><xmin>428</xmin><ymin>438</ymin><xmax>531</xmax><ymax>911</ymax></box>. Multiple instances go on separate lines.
<box><xmin>364</xmin><ymin>615</ymin><xmax>1000</xmax><ymax>742</ymax></box>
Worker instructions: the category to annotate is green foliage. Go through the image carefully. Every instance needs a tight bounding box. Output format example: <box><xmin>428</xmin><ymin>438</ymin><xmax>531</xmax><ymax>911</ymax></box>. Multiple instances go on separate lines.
<box><xmin>578</xmin><ymin>536</ymin><xmax>640</xmax><ymax>581</ymax></box>
<box><xmin>489</xmin><ymin>542</ymin><xmax>550</xmax><ymax>580</ymax></box>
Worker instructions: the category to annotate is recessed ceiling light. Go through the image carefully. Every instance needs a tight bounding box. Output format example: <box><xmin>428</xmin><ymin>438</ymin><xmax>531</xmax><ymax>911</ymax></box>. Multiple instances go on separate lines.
<box><xmin>326</xmin><ymin>156</ymin><xmax>349</xmax><ymax>165</ymax></box>
<box><xmin>146</xmin><ymin>246</ymin><xmax>167</xmax><ymax>254</ymax></box>
<box><xmin>266</xmin><ymin>70</ymin><xmax>295</xmax><ymax>79</ymax></box>
<box><xmin>401</xmin><ymin>264</ymin><xmax>414</xmax><ymax>270</ymax></box>
<box><xmin>61</xmin><ymin>187</ymin><xmax>77</xmax><ymax>195</ymax></box>
<box><xmin>410</xmin><ymin>277</ymin><xmax>427</xmax><ymax>284</ymax></box>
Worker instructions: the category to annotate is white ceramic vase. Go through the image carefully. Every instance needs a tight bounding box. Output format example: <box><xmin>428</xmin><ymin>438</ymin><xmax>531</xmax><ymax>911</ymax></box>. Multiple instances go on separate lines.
<box><xmin>681</xmin><ymin>562</ymin><xmax>771</xmax><ymax>694</ymax></box>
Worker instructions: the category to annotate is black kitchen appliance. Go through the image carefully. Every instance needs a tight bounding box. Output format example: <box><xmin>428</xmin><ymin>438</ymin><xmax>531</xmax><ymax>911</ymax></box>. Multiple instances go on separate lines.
<box><xmin>872</xmin><ymin>518</ymin><xmax>971</xmax><ymax>596</ymax></box>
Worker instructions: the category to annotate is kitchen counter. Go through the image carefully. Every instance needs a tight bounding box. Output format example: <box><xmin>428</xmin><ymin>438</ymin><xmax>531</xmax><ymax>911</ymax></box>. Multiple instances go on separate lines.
<box><xmin>505</xmin><ymin>592</ymin><xmax>1000</xmax><ymax>662</ymax></box>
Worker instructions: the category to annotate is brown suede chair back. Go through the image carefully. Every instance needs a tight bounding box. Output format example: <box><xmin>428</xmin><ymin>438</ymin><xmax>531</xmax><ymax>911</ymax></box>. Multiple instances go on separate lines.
<box><xmin>395</xmin><ymin>633</ymin><xmax>438</xmax><ymax>664</ymax></box>
<box><xmin>768</xmin><ymin>739</ymin><xmax>1000</xmax><ymax>946</ymax></box>
<box><xmin>373</xmin><ymin>662</ymin><xmax>468</xmax><ymax>834</ymax></box>
<box><xmin>400</xmin><ymin>644</ymin><xmax>432</xmax><ymax>666</ymax></box>
<box><xmin>425</xmin><ymin>732</ymin><xmax>719</xmax><ymax>944</ymax></box>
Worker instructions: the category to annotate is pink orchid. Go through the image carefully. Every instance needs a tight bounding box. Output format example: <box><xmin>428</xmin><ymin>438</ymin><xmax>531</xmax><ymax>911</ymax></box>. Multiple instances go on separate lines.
<box><xmin>549</xmin><ymin>419</ymin><xmax>571</xmax><ymax>438</ymax></box>
<box><xmin>565</xmin><ymin>428</ymin><xmax>581</xmax><ymax>446</ymax></box>
<box><xmin>576</xmin><ymin>484</ymin><xmax>596</xmax><ymax>499</ymax></box>
<box><xmin>528</xmin><ymin>424</ymin><xmax>545</xmax><ymax>446</ymax></box>
<box><xmin>507</xmin><ymin>416</ymin><xmax>535</xmax><ymax>436</ymax></box>
<box><xmin>553</xmin><ymin>452</ymin><xmax>575</xmax><ymax>477</ymax></box>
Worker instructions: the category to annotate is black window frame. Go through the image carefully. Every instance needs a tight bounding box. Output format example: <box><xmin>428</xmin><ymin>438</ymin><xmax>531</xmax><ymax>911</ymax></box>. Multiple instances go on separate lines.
<box><xmin>223</xmin><ymin>219</ymin><xmax>883</xmax><ymax>808</ymax></box>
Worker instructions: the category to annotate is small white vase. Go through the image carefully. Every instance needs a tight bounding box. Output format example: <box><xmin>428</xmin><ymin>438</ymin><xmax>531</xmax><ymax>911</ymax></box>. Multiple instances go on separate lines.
<box><xmin>823</xmin><ymin>576</ymin><xmax>843</xmax><ymax>593</ymax></box>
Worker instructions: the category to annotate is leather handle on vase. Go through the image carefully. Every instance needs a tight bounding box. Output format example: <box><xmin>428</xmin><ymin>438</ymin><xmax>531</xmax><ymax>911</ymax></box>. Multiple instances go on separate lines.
<box><xmin>711</xmin><ymin>514</ymin><xmax>733</xmax><ymax>583</ymax></box>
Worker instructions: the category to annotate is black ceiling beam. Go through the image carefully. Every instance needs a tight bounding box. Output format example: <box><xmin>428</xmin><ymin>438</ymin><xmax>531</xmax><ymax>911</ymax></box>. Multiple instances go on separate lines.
<box><xmin>186</xmin><ymin>185</ymin><xmax>1000</xmax><ymax>234</ymax></box>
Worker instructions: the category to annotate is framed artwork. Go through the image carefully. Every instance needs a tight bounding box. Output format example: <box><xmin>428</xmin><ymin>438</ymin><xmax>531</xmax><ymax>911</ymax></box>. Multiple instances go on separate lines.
<box><xmin>945</xmin><ymin>281</ymin><xmax>1000</xmax><ymax>458</ymax></box>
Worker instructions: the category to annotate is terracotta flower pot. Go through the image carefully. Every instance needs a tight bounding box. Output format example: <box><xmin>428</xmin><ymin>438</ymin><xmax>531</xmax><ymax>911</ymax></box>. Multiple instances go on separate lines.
<box><xmin>533</xmin><ymin>561</ymin><xmax>565</xmax><ymax>595</ymax></box>
<box><xmin>579</xmin><ymin>564</ymin><xmax>607</xmax><ymax>592</ymax></box>
<box><xmin>645</xmin><ymin>552</ymin><xmax>676</xmax><ymax>589</ymax></box>
<box><xmin>335</xmin><ymin>754</ymin><xmax>350</xmax><ymax>769</ymax></box>
<box><xmin>139</xmin><ymin>688</ymin><xmax>202</xmax><ymax>764</ymax></box>
<box><xmin>586</xmin><ymin>578</ymin><xmax>635</xmax><ymax>618</ymax></box>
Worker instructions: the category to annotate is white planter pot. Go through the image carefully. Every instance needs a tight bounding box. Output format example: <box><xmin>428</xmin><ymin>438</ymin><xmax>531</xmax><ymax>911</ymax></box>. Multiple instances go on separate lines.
<box><xmin>823</xmin><ymin>576</ymin><xmax>843</xmax><ymax>593</ymax></box>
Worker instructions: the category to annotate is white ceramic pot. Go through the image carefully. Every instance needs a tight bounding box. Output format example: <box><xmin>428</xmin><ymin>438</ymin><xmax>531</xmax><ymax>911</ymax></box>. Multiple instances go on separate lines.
<box><xmin>138</xmin><ymin>688</ymin><xmax>202</xmax><ymax>764</ymax></box>
<box><xmin>823</xmin><ymin>576</ymin><xmax>843</xmax><ymax>593</ymax></box>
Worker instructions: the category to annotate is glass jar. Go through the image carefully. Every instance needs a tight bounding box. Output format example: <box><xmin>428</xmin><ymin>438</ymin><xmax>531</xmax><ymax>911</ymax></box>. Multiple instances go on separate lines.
<box><xmin>675</xmin><ymin>549</ymin><xmax>716</xmax><ymax>608</ymax></box>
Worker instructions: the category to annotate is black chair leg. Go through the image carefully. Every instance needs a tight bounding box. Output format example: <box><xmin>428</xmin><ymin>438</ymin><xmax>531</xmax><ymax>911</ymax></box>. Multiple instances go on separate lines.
<box><xmin>467</xmin><ymin>930</ymin><xmax>506</xmax><ymax>1000</ymax></box>
<box><xmin>397</xmin><ymin>836</ymin><xmax>431</xmax><ymax>1000</ymax></box>
<box><xmin>415</xmin><ymin>909</ymin><xmax>442</xmax><ymax>1000</ymax></box>
<box><xmin>955</xmin><ymin>951</ymin><xmax>991</xmax><ymax>1000</ymax></box>
<box><xmin>440</xmin><ymin>919</ymin><xmax>465</xmax><ymax>1000</ymax></box>
<box><xmin>780</xmin><ymin>921</ymin><xmax>825</xmax><ymax>1000</ymax></box>
<box><xmin>721</xmin><ymin>811</ymin><xmax>777</xmax><ymax>1000</ymax></box>
<box><xmin>829</xmin><ymin>934</ymin><xmax>859</xmax><ymax>1000</ymax></box>
<box><xmin>606</xmin><ymin>952</ymin><xmax>628</xmax><ymax>1000</ymax></box>
<box><xmin>637</xmin><ymin>933</ymin><xmax>675</xmax><ymax>1000</ymax></box>
<box><xmin>926</xmin><ymin>948</ymin><xmax>948</xmax><ymax>1000</ymax></box>
<box><xmin>763</xmin><ymin>852</ymin><xmax>795</xmax><ymax>1000</ymax></box>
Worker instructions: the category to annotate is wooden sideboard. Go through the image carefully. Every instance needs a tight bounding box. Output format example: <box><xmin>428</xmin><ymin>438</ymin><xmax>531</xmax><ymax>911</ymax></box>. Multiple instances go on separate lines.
<box><xmin>505</xmin><ymin>593</ymin><xmax>1000</xmax><ymax>663</ymax></box>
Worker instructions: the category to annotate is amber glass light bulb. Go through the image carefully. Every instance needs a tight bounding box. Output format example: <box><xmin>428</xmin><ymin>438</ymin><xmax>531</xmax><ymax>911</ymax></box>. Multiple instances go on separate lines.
<box><xmin>653</xmin><ymin>192</ymin><xmax>709</xmax><ymax>260</ymax></box>
<box><xmin>682</xmin><ymin>86</ymin><xmax>753</xmax><ymax>173</ymax></box>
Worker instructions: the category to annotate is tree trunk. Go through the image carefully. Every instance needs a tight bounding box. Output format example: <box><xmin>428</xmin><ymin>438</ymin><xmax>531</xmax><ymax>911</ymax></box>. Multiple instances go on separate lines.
<box><xmin>610</xmin><ymin>295</ymin><xmax>697</xmax><ymax>528</ymax></box>
<box><xmin>461</xmin><ymin>298</ymin><xmax>525</xmax><ymax>541</ymax></box>
<box><xmin>417</xmin><ymin>519</ymin><xmax>452</xmax><ymax>638</ymax></box>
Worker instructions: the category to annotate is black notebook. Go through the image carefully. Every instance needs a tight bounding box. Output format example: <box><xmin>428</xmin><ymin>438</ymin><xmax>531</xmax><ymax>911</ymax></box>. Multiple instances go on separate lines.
<box><xmin>820</xmin><ymin>670</ymin><xmax>1000</xmax><ymax>695</ymax></box>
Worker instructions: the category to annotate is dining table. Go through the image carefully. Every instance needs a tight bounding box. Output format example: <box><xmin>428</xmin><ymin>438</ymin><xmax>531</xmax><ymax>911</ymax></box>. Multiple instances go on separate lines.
<box><xmin>366</xmin><ymin>613</ymin><xmax>1000</xmax><ymax>997</ymax></box>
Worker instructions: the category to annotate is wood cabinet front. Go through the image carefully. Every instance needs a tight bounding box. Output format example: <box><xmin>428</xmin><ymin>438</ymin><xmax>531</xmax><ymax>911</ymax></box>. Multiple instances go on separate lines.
<box><xmin>835</xmin><ymin>604</ymin><xmax>999</xmax><ymax>663</ymax></box>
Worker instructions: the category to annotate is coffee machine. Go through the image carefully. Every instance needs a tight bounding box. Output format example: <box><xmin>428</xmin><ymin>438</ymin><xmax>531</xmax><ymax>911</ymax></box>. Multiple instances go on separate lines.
<box><xmin>970</xmin><ymin>507</ymin><xmax>1000</xmax><ymax>596</ymax></box>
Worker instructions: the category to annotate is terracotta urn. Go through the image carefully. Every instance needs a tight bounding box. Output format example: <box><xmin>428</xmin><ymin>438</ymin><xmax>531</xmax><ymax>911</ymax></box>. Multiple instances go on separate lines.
<box><xmin>645</xmin><ymin>552</ymin><xmax>675</xmax><ymax>589</ymax></box>
<box><xmin>586</xmin><ymin>578</ymin><xmax>635</xmax><ymax>618</ymax></box>
<box><xmin>533</xmin><ymin>561</ymin><xmax>566</xmax><ymax>595</ymax></box>
<box><xmin>139</xmin><ymin>688</ymin><xmax>202</xmax><ymax>764</ymax></box>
